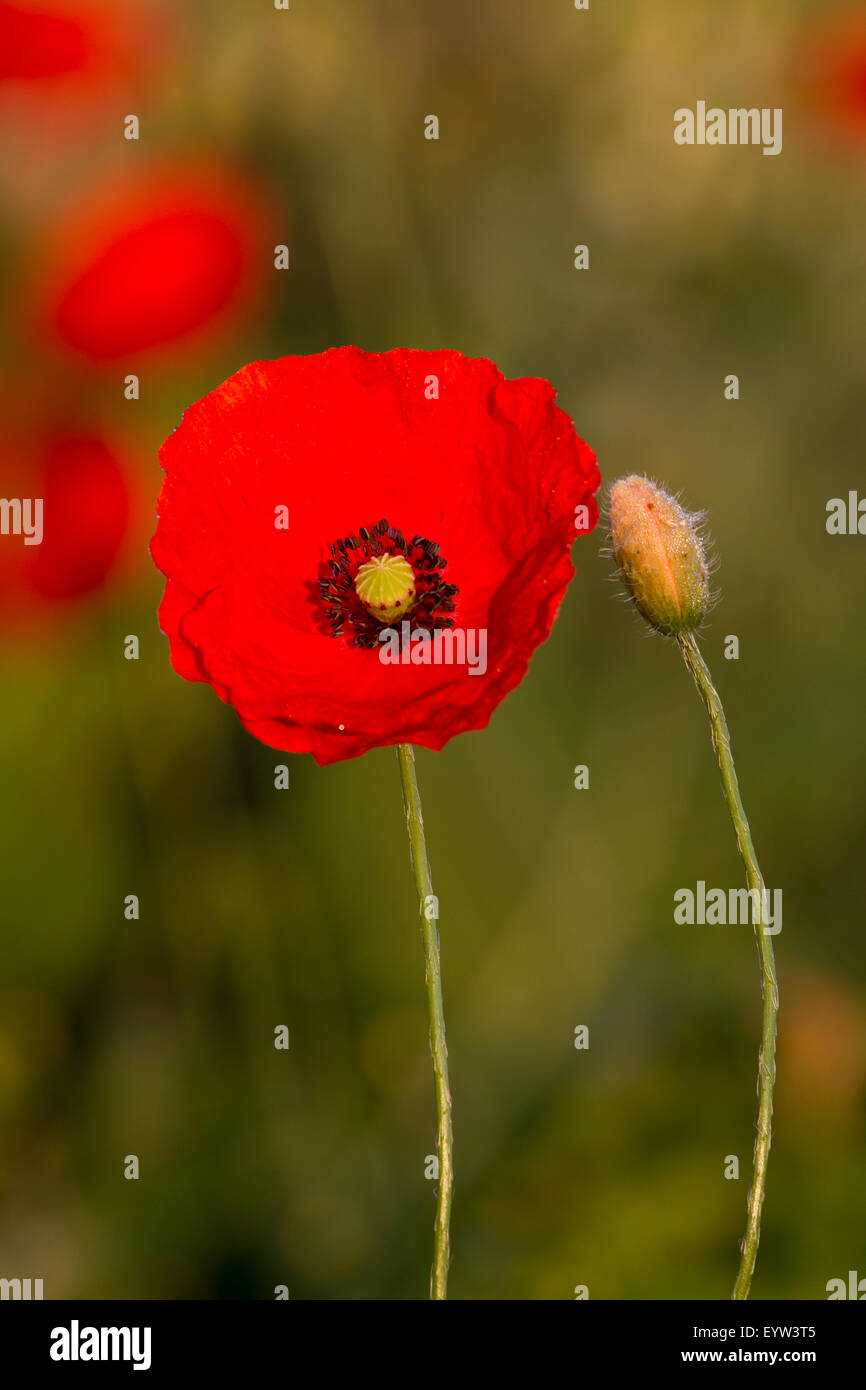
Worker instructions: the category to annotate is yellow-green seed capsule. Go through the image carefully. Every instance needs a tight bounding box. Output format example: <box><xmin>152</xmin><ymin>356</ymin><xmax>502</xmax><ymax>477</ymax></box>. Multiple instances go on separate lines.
<box><xmin>354</xmin><ymin>553</ymin><xmax>417</xmax><ymax>622</ymax></box>
<box><xmin>608</xmin><ymin>475</ymin><xmax>710</xmax><ymax>635</ymax></box>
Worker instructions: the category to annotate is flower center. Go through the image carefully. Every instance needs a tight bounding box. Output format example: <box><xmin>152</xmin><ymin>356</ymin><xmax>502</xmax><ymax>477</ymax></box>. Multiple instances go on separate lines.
<box><xmin>354</xmin><ymin>552</ymin><xmax>417</xmax><ymax>622</ymax></box>
<box><xmin>316</xmin><ymin>518</ymin><xmax>458</xmax><ymax>649</ymax></box>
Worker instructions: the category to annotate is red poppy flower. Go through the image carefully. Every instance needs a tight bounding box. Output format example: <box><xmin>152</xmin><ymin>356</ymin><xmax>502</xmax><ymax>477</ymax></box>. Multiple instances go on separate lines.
<box><xmin>29</xmin><ymin>161</ymin><xmax>267</xmax><ymax>363</ymax></box>
<box><xmin>152</xmin><ymin>348</ymin><xmax>599</xmax><ymax>765</ymax></box>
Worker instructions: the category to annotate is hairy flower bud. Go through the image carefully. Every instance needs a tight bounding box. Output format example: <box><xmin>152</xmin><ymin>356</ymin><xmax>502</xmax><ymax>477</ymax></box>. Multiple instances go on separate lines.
<box><xmin>608</xmin><ymin>475</ymin><xmax>710</xmax><ymax>635</ymax></box>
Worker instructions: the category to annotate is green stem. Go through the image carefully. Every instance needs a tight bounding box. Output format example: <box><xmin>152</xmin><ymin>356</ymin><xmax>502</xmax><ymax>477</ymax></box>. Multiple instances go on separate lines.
<box><xmin>677</xmin><ymin>633</ymin><xmax>779</xmax><ymax>1300</ymax></box>
<box><xmin>396</xmin><ymin>743</ymin><xmax>453</xmax><ymax>1300</ymax></box>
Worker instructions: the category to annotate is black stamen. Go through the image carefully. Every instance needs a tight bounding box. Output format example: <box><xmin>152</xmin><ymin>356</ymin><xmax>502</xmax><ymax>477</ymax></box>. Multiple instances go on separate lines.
<box><xmin>314</xmin><ymin>518</ymin><xmax>459</xmax><ymax>649</ymax></box>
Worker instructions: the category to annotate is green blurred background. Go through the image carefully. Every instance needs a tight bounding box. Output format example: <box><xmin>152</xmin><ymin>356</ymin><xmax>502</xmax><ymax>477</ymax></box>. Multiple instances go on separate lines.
<box><xmin>1</xmin><ymin>0</ymin><xmax>864</xmax><ymax>1299</ymax></box>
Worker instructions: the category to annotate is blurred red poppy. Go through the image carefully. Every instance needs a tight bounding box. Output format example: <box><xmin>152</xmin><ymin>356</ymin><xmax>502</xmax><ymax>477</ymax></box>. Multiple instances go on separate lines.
<box><xmin>0</xmin><ymin>0</ymin><xmax>164</xmax><ymax>119</ymax></box>
<box><xmin>0</xmin><ymin>2</ymin><xmax>91</xmax><ymax>80</ymax></box>
<box><xmin>30</xmin><ymin>434</ymin><xmax>130</xmax><ymax>598</ymax></box>
<box><xmin>0</xmin><ymin>428</ymin><xmax>133</xmax><ymax>625</ymax></box>
<box><xmin>0</xmin><ymin>2</ymin><xmax>169</xmax><ymax>204</ymax></box>
<box><xmin>27</xmin><ymin>160</ymin><xmax>269</xmax><ymax>363</ymax></box>
<box><xmin>794</xmin><ymin>10</ymin><xmax>866</xmax><ymax>141</ymax></box>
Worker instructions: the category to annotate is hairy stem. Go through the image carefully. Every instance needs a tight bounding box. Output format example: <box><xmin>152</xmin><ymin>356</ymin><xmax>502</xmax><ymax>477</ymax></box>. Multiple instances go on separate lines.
<box><xmin>396</xmin><ymin>743</ymin><xmax>453</xmax><ymax>1300</ymax></box>
<box><xmin>677</xmin><ymin>633</ymin><xmax>779</xmax><ymax>1301</ymax></box>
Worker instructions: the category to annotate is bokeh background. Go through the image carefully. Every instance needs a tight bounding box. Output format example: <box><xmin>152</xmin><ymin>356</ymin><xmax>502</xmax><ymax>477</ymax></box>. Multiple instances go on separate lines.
<box><xmin>1</xmin><ymin>0</ymin><xmax>864</xmax><ymax>1300</ymax></box>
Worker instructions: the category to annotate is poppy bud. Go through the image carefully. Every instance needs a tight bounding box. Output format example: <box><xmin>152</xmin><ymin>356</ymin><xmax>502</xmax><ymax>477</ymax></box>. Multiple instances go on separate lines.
<box><xmin>608</xmin><ymin>475</ymin><xmax>710</xmax><ymax>635</ymax></box>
